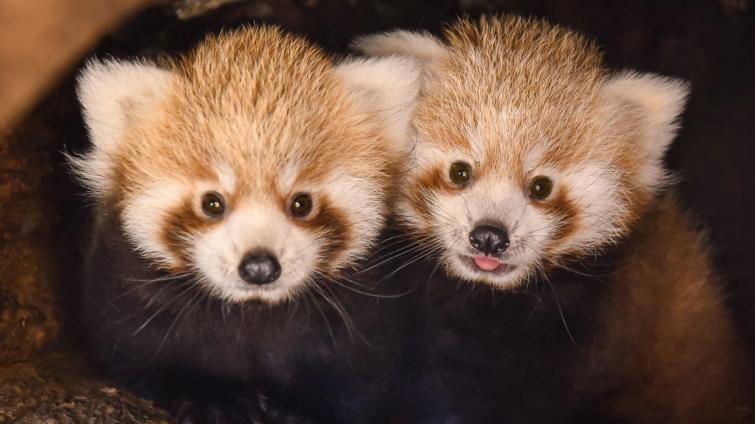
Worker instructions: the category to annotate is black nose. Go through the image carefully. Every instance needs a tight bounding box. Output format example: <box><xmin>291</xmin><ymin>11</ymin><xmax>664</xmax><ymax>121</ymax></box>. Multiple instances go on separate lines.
<box><xmin>238</xmin><ymin>253</ymin><xmax>281</xmax><ymax>285</ymax></box>
<box><xmin>469</xmin><ymin>225</ymin><xmax>510</xmax><ymax>255</ymax></box>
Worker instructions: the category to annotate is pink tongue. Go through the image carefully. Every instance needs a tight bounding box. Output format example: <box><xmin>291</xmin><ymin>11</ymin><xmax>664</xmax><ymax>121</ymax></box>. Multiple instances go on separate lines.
<box><xmin>473</xmin><ymin>256</ymin><xmax>502</xmax><ymax>271</ymax></box>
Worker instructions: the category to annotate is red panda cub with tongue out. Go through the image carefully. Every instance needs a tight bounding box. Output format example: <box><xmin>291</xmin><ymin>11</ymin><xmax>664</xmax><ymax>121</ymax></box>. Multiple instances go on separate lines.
<box><xmin>357</xmin><ymin>16</ymin><xmax>751</xmax><ymax>423</ymax></box>
<box><xmin>71</xmin><ymin>26</ymin><xmax>420</xmax><ymax>423</ymax></box>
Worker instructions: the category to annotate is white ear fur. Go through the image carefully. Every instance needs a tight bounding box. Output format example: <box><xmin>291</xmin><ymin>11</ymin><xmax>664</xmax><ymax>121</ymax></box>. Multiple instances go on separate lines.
<box><xmin>78</xmin><ymin>59</ymin><xmax>174</xmax><ymax>153</ymax></box>
<box><xmin>352</xmin><ymin>30</ymin><xmax>449</xmax><ymax>65</ymax></box>
<box><xmin>335</xmin><ymin>56</ymin><xmax>421</xmax><ymax>153</ymax></box>
<box><xmin>602</xmin><ymin>71</ymin><xmax>689</xmax><ymax>188</ymax></box>
<box><xmin>72</xmin><ymin>59</ymin><xmax>174</xmax><ymax>197</ymax></box>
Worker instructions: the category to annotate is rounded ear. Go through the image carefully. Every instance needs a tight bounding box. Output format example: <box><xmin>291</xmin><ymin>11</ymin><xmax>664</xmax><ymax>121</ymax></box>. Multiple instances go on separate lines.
<box><xmin>78</xmin><ymin>59</ymin><xmax>175</xmax><ymax>154</ymax></box>
<box><xmin>352</xmin><ymin>30</ymin><xmax>449</xmax><ymax>66</ymax></box>
<box><xmin>601</xmin><ymin>71</ymin><xmax>690</xmax><ymax>188</ymax></box>
<box><xmin>71</xmin><ymin>59</ymin><xmax>175</xmax><ymax>197</ymax></box>
<box><xmin>334</xmin><ymin>56</ymin><xmax>421</xmax><ymax>154</ymax></box>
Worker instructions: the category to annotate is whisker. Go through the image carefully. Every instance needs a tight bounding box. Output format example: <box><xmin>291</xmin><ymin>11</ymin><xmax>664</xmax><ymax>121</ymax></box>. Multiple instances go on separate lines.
<box><xmin>124</xmin><ymin>271</ymin><xmax>193</xmax><ymax>284</ymax></box>
<box><xmin>538</xmin><ymin>264</ymin><xmax>579</xmax><ymax>347</ymax></box>
<box><xmin>310</xmin><ymin>281</ymin><xmax>366</xmax><ymax>344</ymax></box>
<box><xmin>152</xmin><ymin>281</ymin><xmax>204</xmax><ymax>358</ymax></box>
<box><xmin>306</xmin><ymin>288</ymin><xmax>336</xmax><ymax>346</ymax></box>
<box><xmin>131</xmin><ymin>279</ymin><xmax>197</xmax><ymax>337</ymax></box>
<box><xmin>376</xmin><ymin>244</ymin><xmax>445</xmax><ymax>285</ymax></box>
<box><xmin>317</xmin><ymin>271</ymin><xmax>415</xmax><ymax>299</ymax></box>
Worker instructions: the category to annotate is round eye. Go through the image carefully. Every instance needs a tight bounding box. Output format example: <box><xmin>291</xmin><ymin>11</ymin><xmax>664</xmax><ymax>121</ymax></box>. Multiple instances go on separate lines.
<box><xmin>529</xmin><ymin>176</ymin><xmax>553</xmax><ymax>200</ymax></box>
<box><xmin>449</xmin><ymin>161</ymin><xmax>472</xmax><ymax>185</ymax></box>
<box><xmin>290</xmin><ymin>193</ymin><xmax>313</xmax><ymax>218</ymax></box>
<box><xmin>201</xmin><ymin>191</ymin><xmax>226</xmax><ymax>218</ymax></box>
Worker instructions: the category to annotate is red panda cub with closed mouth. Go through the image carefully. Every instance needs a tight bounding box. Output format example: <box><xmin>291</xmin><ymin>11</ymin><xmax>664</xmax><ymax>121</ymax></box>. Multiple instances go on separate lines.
<box><xmin>71</xmin><ymin>26</ymin><xmax>420</xmax><ymax>423</ymax></box>
<box><xmin>356</xmin><ymin>16</ymin><xmax>751</xmax><ymax>423</ymax></box>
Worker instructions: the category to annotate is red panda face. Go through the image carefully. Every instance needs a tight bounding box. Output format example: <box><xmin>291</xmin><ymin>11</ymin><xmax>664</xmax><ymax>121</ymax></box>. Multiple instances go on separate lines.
<box><xmin>115</xmin><ymin>149</ymin><xmax>382</xmax><ymax>304</ymax></box>
<box><xmin>400</xmin><ymin>115</ymin><xmax>637</xmax><ymax>289</ymax></box>
<box><xmin>72</xmin><ymin>27</ymin><xmax>419</xmax><ymax>303</ymax></box>
<box><xmin>355</xmin><ymin>17</ymin><xmax>687</xmax><ymax>289</ymax></box>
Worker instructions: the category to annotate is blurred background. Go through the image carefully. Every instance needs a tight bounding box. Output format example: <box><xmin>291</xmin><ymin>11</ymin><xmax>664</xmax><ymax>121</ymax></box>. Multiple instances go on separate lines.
<box><xmin>1</xmin><ymin>0</ymin><xmax>753</xmax><ymax>420</ymax></box>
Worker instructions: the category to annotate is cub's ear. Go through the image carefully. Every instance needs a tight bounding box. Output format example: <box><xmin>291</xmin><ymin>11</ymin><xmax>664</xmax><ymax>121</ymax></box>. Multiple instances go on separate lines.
<box><xmin>352</xmin><ymin>30</ymin><xmax>449</xmax><ymax>66</ymax></box>
<box><xmin>71</xmin><ymin>59</ymin><xmax>174</xmax><ymax>197</ymax></box>
<box><xmin>335</xmin><ymin>56</ymin><xmax>421</xmax><ymax>153</ymax></box>
<box><xmin>602</xmin><ymin>72</ymin><xmax>689</xmax><ymax>187</ymax></box>
<box><xmin>77</xmin><ymin>59</ymin><xmax>174</xmax><ymax>154</ymax></box>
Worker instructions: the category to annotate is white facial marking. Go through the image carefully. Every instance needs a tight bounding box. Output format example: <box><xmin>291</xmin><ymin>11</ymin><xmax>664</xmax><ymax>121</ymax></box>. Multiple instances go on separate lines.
<box><xmin>463</xmin><ymin>124</ymin><xmax>487</xmax><ymax>160</ymax></box>
<box><xmin>215</xmin><ymin>163</ymin><xmax>237</xmax><ymax>194</ymax></box>
<box><xmin>426</xmin><ymin>173</ymin><xmax>550</xmax><ymax>288</ymax></box>
<box><xmin>184</xmin><ymin>171</ymin><xmax>381</xmax><ymax>304</ymax></box>
<box><xmin>192</xmin><ymin>200</ymin><xmax>320</xmax><ymax>304</ymax></box>
<box><xmin>556</xmin><ymin>164</ymin><xmax>626</xmax><ymax>253</ymax></box>
<box><xmin>122</xmin><ymin>181</ymin><xmax>189</xmax><ymax>268</ymax></box>
<box><xmin>412</xmin><ymin>151</ymin><xmax>634</xmax><ymax>290</ymax></box>
<box><xmin>277</xmin><ymin>160</ymin><xmax>300</xmax><ymax>195</ymax></box>
<box><xmin>322</xmin><ymin>172</ymin><xmax>383</xmax><ymax>264</ymax></box>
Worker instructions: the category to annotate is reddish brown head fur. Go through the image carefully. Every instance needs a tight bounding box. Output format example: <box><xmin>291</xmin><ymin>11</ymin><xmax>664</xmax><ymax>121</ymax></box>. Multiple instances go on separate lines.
<box><xmin>72</xmin><ymin>26</ymin><xmax>421</xmax><ymax>303</ymax></box>
<box><xmin>355</xmin><ymin>16</ymin><xmax>688</xmax><ymax>288</ymax></box>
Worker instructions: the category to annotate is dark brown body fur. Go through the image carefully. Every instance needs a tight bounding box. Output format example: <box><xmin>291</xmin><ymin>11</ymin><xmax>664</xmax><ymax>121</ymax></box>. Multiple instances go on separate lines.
<box><xmin>582</xmin><ymin>194</ymin><xmax>751</xmax><ymax>423</ymax></box>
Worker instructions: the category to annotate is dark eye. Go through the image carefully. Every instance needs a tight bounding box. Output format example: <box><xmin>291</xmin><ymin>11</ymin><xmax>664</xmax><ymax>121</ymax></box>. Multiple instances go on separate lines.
<box><xmin>201</xmin><ymin>191</ymin><xmax>226</xmax><ymax>218</ymax></box>
<box><xmin>290</xmin><ymin>193</ymin><xmax>313</xmax><ymax>218</ymax></box>
<box><xmin>529</xmin><ymin>176</ymin><xmax>553</xmax><ymax>200</ymax></box>
<box><xmin>449</xmin><ymin>161</ymin><xmax>472</xmax><ymax>185</ymax></box>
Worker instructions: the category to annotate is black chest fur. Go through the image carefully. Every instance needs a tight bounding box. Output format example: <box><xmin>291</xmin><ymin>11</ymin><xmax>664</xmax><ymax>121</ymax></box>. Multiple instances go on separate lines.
<box><xmin>395</xmin><ymin>255</ymin><xmax>616</xmax><ymax>423</ymax></box>
<box><xmin>79</xmin><ymin>213</ymin><xmax>415</xmax><ymax>423</ymax></box>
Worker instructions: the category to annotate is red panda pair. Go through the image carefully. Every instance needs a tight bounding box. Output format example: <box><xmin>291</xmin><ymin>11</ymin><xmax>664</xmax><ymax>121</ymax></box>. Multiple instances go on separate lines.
<box><xmin>72</xmin><ymin>17</ymin><xmax>750</xmax><ymax>424</ymax></box>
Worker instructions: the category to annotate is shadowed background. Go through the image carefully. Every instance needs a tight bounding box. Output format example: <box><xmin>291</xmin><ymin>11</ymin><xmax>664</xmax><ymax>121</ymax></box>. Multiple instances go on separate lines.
<box><xmin>1</xmin><ymin>0</ymin><xmax>752</xmax><ymax>420</ymax></box>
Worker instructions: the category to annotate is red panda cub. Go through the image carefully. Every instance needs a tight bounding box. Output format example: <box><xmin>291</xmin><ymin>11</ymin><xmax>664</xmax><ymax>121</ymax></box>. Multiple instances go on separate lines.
<box><xmin>71</xmin><ymin>27</ymin><xmax>420</xmax><ymax>423</ymax></box>
<box><xmin>356</xmin><ymin>16</ymin><xmax>752</xmax><ymax>423</ymax></box>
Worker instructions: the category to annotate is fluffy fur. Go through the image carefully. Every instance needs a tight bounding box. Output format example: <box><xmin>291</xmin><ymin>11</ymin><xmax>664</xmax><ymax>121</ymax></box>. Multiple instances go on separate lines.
<box><xmin>358</xmin><ymin>16</ymin><xmax>751</xmax><ymax>422</ymax></box>
<box><xmin>74</xmin><ymin>26</ymin><xmax>420</xmax><ymax>303</ymax></box>
<box><xmin>355</xmin><ymin>17</ymin><xmax>687</xmax><ymax>289</ymax></box>
<box><xmin>73</xmin><ymin>26</ymin><xmax>420</xmax><ymax>423</ymax></box>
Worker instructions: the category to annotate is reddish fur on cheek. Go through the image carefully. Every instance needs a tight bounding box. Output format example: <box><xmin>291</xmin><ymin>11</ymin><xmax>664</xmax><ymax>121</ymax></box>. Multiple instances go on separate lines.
<box><xmin>531</xmin><ymin>186</ymin><xmax>579</xmax><ymax>251</ymax></box>
<box><xmin>405</xmin><ymin>165</ymin><xmax>466</xmax><ymax>226</ymax></box>
<box><xmin>161</xmin><ymin>198</ymin><xmax>215</xmax><ymax>270</ymax></box>
<box><xmin>292</xmin><ymin>195</ymin><xmax>352</xmax><ymax>272</ymax></box>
